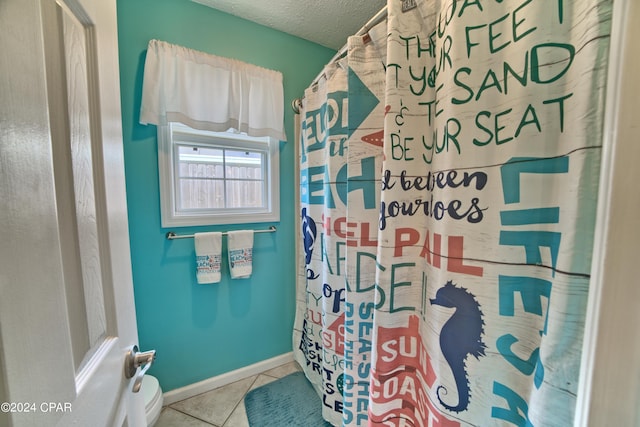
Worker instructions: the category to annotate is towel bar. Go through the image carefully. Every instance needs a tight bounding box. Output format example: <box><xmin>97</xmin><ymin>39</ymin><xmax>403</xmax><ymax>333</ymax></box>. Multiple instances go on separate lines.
<box><xmin>166</xmin><ymin>225</ymin><xmax>276</xmax><ymax>240</ymax></box>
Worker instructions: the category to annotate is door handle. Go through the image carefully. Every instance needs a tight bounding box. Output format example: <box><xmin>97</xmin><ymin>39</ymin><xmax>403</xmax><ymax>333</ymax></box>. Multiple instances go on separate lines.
<box><xmin>124</xmin><ymin>345</ymin><xmax>156</xmax><ymax>393</ymax></box>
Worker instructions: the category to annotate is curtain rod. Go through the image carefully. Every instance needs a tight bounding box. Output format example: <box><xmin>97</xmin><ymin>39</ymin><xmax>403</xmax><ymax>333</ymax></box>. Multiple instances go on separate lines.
<box><xmin>333</xmin><ymin>6</ymin><xmax>388</xmax><ymax>65</ymax></box>
<box><xmin>292</xmin><ymin>5</ymin><xmax>388</xmax><ymax>114</ymax></box>
<box><xmin>166</xmin><ymin>225</ymin><xmax>276</xmax><ymax>240</ymax></box>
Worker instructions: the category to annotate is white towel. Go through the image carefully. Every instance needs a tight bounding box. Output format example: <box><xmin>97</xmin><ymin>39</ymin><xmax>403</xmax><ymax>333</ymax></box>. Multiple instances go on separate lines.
<box><xmin>194</xmin><ymin>232</ymin><xmax>222</xmax><ymax>284</ymax></box>
<box><xmin>227</xmin><ymin>230</ymin><xmax>254</xmax><ymax>279</ymax></box>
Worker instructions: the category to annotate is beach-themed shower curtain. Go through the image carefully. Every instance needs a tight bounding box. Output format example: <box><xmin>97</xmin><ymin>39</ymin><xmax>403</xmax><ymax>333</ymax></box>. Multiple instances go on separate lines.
<box><xmin>294</xmin><ymin>0</ymin><xmax>612</xmax><ymax>426</ymax></box>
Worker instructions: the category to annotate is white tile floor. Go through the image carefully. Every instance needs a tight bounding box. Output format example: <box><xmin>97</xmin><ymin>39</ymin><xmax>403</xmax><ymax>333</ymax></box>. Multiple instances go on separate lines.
<box><xmin>156</xmin><ymin>361</ymin><xmax>302</xmax><ymax>427</ymax></box>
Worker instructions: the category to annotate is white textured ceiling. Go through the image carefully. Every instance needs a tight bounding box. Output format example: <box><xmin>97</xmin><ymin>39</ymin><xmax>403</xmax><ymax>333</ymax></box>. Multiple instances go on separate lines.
<box><xmin>192</xmin><ymin>0</ymin><xmax>386</xmax><ymax>50</ymax></box>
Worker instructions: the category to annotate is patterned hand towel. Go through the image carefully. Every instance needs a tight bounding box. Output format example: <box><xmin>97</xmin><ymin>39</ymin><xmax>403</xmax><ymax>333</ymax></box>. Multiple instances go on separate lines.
<box><xmin>227</xmin><ymin>230</ymin><xmax>254</xmax><ymax>279</ymax></box>
<box><xmin>194</xmin><ymin>232</ymin><xmax>222</xmax><ymax>284</ymax></box>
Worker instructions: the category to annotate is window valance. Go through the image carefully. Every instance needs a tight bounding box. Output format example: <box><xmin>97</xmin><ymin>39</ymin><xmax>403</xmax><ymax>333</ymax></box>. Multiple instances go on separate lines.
<box><xmin>140</xmin><ymin>39</ymin><xmax>286</xmax><ymax>140</ymax></box>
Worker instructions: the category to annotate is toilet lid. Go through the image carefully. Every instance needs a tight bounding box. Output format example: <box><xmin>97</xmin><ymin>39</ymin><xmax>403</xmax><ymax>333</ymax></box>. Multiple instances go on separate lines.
<box><xmin>142</xmin><ymin>375</ymin><xmax>160</xmax><ymax>410</ymax></box>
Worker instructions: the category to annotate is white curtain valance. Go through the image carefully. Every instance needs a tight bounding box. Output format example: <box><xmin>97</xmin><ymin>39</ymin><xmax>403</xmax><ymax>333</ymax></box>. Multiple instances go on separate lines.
<box><xmin>140</xmin><ymin>39</ymin><xmax>286</xmax><ymax>140</ymax></box>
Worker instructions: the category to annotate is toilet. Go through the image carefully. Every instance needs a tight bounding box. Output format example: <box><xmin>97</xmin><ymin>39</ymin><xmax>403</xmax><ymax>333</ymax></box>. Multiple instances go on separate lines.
<box><xmin>142</xmin><ymin>375</ymin><xmax>163</xmax><ymax>426</ymax></box>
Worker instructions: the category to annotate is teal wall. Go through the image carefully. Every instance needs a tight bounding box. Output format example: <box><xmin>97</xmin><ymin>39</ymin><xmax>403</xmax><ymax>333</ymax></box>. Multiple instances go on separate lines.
<box><xmin>116</xmin><ymin>0</ymin><xmax>335</xmax><ymax>391</ymax></box>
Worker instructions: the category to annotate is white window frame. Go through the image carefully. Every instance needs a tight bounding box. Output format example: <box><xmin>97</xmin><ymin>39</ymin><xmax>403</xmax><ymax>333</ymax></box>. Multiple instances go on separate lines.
<box><xmin>158</xmin><ymin>122</ymin><xmax>280</xmax><ymax>227</ymax></box>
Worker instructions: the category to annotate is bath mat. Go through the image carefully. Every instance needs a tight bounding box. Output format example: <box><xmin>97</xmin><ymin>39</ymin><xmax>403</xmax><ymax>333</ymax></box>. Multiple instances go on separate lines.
<box><xmin>245</xmin><ymin>371</ymin><xmax>333</xmax><ymax>427</ymax></box>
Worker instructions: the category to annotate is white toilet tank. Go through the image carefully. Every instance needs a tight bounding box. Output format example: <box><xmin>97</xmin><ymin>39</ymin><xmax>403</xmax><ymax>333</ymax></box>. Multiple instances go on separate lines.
<box><xmin>142</xmin><ymin>375</ymin><xmax>163</xmax><ymax>426</ymax></box>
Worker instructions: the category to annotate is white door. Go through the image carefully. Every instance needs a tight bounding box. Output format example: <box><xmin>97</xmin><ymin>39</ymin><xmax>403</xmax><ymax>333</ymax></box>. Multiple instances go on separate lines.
<box><xmin>0</xmin><ymin>0</ymin><xmax>148</xmax><ymax>426</ymax></box>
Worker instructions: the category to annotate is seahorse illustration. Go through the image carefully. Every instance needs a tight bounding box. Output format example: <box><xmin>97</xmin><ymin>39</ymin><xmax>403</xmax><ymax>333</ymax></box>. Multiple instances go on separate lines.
<box><xmin>430</xmin><ymin>280</ymin><xmax>486</xmax><ymax>413</ymax></box>
<box><xmin>301</xmin><ymin>208</ymin><xmax>319</xmax><ymax>279</ymax></box>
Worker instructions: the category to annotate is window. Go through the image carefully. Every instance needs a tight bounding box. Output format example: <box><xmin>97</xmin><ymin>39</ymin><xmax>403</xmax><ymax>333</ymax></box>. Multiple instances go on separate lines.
<box><xmin>158</xmin><ymin>123</ymin><xmax>279</xmax><ymax>227</ymax></box>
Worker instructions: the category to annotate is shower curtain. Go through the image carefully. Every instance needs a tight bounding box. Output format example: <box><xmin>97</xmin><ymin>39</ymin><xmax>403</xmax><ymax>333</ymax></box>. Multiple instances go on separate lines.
<box><xmin>293</xmin><ymin>0</ymin><xmax>612</xmax><ymax>426</ymax></box>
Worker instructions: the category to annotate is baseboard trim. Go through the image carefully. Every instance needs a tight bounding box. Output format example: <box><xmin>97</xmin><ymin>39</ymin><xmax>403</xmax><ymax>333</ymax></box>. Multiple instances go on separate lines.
<box><xmin>162</xmin><ymin>352</ymin><xmax>294</xmax><ymax>405</ymax></box>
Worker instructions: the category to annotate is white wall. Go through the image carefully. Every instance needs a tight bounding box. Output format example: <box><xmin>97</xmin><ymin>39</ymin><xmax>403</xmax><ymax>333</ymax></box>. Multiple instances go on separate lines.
<box><xmin>576</xmin><ymin>1</ymin><xmax>640</xmax><ymax>425</ymax></box>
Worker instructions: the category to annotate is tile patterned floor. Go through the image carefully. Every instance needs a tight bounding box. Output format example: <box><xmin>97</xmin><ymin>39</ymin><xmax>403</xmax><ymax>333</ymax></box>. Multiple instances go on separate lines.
<box><xmin>156</xmin><ymin>361</ymin><xmax>302</xmax><ymax>427</ymax></box>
